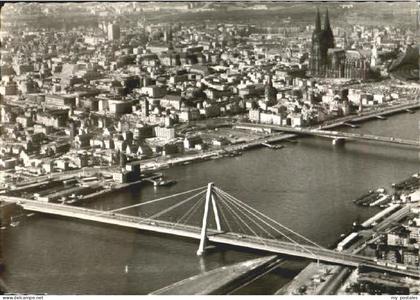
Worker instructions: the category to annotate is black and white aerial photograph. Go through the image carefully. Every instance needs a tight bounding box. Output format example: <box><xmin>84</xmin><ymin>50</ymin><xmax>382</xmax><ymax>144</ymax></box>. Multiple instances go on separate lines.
<box><xmin>0</xmin><ymin>0</ymin><xmax>419</xmax><ymax>297</ymax></box>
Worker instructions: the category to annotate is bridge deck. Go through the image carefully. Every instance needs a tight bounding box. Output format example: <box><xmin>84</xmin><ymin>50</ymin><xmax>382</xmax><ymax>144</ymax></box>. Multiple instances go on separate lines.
<box><xmin>236</xmin><ymin>123</ymin><xmax>420</xmax><ymax>148</ymax></box>
<box><xmin>1</xmin><ymin>196</ymin><xmax>419</xmax><ymax>279</ymax></box>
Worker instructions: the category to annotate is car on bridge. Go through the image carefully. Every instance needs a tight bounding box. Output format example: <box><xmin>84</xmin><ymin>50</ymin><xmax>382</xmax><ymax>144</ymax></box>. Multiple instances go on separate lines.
<box><xmin>231</xmin><ymin>233</ymin><xmax>245</xmax><ymax>239</ymax></box>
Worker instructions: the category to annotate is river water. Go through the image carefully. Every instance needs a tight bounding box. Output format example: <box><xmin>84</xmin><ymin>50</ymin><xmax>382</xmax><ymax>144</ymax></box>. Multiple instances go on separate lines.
<box><xmin>1</xmin><ymin>111</ymin><xmax>419</xmax><ymax>294</ymax></box>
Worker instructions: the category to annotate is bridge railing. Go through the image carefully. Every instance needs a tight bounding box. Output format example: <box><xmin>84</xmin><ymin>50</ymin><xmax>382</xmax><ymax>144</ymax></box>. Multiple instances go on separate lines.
<box><xmin>22</xmin><ymin>200</ymin><xmax>203</xmax><ymax>232</ymax></box>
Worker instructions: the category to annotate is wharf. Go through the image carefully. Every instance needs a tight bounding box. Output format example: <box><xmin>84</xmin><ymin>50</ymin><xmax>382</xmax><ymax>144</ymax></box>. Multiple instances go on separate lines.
<box><xmin>393</xmin><ymin>174</ymin><xmax>420</xmax><ymax>192</ymax></box>
<box><xmin>151</xmin><ymin>256</ymin><xmax>283</xmax><ymax>295</ymax></box>
<box><xmin>275</xmin><ymin>262</ymin><xmax>320</xmax><ymax>295</ymax></box>
<box><xmin>141</xmin><ymin>133</ymin><xmax>296</xmax><ymax>171</ymax></box>
<box><xmin>321</xmin><ymin>101</ymin><xmax>420</xmax><ymax>130</ymax></box>
<box><xmin>5</xmin><ymin>166</ymin><xmax>117</xmax><ymax>190</ymax></box>
<box><xmin>81</xmin><ymin>179</ymin><xmax>143</xmax><ymax>201</ymax></box>
<box><xmin>278</xmin><ymin>202</ymin><xmax>415</xmax><ymax>295</ymax></box>
<box><xmin>0</xmin><ymin>201</ymin><xmax>19</xmax><ymax>226</ymax></box>
<box><xmin>4</xmin><ymin>172</ymin><xmax>160</xmax><ymax>205</ymax></box>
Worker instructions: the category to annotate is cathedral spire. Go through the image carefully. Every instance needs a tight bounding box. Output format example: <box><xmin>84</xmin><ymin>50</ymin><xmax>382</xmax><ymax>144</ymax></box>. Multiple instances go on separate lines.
<box><xmin>324</xmin><ymin>8</ymin><xmax>332</xmax><ymax>32</ymax></box>
<box><xmin>315</xmin><ymin>8</ymin><xmax>321</xmax><ymax>32</ymax></box>
<box><xmin>323</xmin><ymin>8</ymin><xmax>335</xmax><ymax>49</ymax></box>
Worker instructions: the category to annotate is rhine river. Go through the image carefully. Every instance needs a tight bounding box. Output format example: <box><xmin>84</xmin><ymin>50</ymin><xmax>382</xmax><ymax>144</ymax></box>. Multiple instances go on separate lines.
<box><xmin>2</xmin><ymin>111</ymin><xmax>419</xmax><ymax>294</ymax></box>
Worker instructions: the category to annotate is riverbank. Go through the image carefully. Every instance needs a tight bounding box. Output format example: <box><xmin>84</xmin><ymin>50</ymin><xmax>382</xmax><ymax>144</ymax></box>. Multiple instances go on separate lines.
<box><xmin>142</xmin><ymin>99</ymin><xmax>419</xmax><ymax>173</ymax></box>
<box><xmin>4</xmin><ymin>99</ymin><xmax>418</xmax><ymax>189</ymax></box>
<box><xmin>140</xmin><ymin>132</ymin><xmax>296</xmax><ymax>172</ymax></box>
<box><xmin>80</xmin><ymin>179</ymin><xmax>143</xmax><ymax>202</ymax></box>
<box><xmin>1</xmin><ymin>172</ymin><xmax>164</xmax><ymax>215</ymax></box>
<box><xmin>320</xmin><ymin>100</ymin><xmax>420</xmax><ymax>130</ymax></box>
<box><xmin>279</xmin><ymin>172</ymin><xmax>420</xmax><ymax>295</ymax></box>
<box><xmin>10</xmin><ymin>99</ymin><xmax>416</xmax><ymax>203</ymax></box>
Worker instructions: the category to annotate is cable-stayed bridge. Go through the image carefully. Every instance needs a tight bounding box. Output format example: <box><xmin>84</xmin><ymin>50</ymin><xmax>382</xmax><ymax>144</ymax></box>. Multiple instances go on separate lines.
<box><xmin>2</xmin><ymin>183</ymin><xmax>419</xmax><ymax>278</ymax></box>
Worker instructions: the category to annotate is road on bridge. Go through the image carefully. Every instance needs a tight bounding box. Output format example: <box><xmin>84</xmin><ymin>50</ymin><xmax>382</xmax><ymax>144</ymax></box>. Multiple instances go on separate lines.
<box><xmin>2</xmin><ymin>195</ymin><xmax>419</xmax><ymax>279</ymax></box>
<box><xmin>236</xmin><ymin>123</ymin><xmax>420</xmax><ymax>148</ymax></box>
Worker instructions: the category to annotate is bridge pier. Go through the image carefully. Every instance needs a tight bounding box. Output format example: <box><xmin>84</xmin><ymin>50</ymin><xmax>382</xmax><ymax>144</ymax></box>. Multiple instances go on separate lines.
<box><xmin>211</xmin><ymin>193</ymin><xmax>221</xmax><ymax>232</ymax></box>
<box><xmin>236</xmin><ymin>122</ymin><xmax>420</xmax><ymax>149</ymax></box>
<box><xmin>197</xmin><ymin>182</ymin><xmax>221</xmax><ymax>256</ymax></box>
<box><xmin>332</xmin><ymin>138</ymin><xmax>346</xmax><ymax>146</ymax></box>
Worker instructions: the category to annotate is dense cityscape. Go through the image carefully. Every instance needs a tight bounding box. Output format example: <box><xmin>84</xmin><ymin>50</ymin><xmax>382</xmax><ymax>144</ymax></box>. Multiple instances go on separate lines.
<box><xmin>0</xmin><ymin>1</ymin><xmax>419</xmax><ymax>296</ymax></box>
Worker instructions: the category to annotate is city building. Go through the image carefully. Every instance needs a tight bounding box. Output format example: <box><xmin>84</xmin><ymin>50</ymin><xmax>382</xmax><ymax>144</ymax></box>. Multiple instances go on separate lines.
<box><xmin>108</xmin><ymin>22</ymin><xmax>120</xmax><ymax>41</ymax></box>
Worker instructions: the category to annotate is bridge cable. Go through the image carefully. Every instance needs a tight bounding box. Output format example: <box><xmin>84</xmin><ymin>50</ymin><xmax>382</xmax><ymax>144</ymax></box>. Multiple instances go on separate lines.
<box><xmin>179</xmin><ymin>198</ymin><xmax>205</xmax><ymax>227</ymax></box>
<box><xmin>216</xmin><ymin>189</ymin><xmax>271</xmax><ymax>236</ymax></box>
<box><xmin>139</xmin><ymin>192</ymin><xmax>203</xmax><ymax>221</ymax></box>
<box><xmin>217</xmin><ymin>192</ymin><xmax>268</xmax><ymax>246</ymax></box>
<box><xmin>217</xmin><ymin>196</ymin><xmax>248</xmax><ymax>235</ymax></box>
<box><xmin>216</xmin><ymin>196</ymin><xmax>233</xmax><ymax>233</ymax></box>
<box><xmin>94</xmin><ymin>186</ymin><xmax>207</xmax><ymax>216</ymax></box>
<box><xmin>217</xmin><ymin>192</ymin><xmax>280</xmax><ymax>247</ymax></box>
<box><xmin>220</xmin><ymin>192</ymin><xmax>317</xmax><ymax>258</ymax></box>
<box><xmin>175</xmin><ymin>193</ymin><xmax>204</xmax><ymax>225</ymax></box>
<box><xmin>215</xmin><ymin>188</ymin><xmax>319</xmax><ymax>257</ymax></box>
<box><xmin>216</xmin><ymin>187</ymin><xmax>320</xmax><ymax>249</ymax></box>
<box><xmin>217</xmin><ymin>190</ymin><xmax>312</xmax><ymax>252</ymax></box>
<box><xmin>218</xmin><ymin>192</ymin><xmax>253</xmax><ymax>235</ymax></box>
<box><xmin>215</xmin><ymin>193</ymin><xmax>244</xmax><ymax>233</ymax></box>
<box><xmin>220</xmin><ymin>195</ymin><xmax>265</xmax><ymax>244</ymax></box>
<box><xmin>217</xmin><ymin>192</ymin><xmax>277</xmax><ymax>240</ymax></box>
<box><xmin>216</xmin><ymin>191</ymin><xmax>276</xmax><ymax>239</ymax></box>
<box><xmin>141</xmin><ymin>190</ymin><xmax>207</xmax><ymax>222</ymax></box>
<box><xmin>215</xmin><ymin>187</ymin><xmax>323</xmax><ymax>249</ymax></box>
<box><xmin>175</xmin><ymin>193</ymin><xmax>206</xmax><ymax>226</ymax></box>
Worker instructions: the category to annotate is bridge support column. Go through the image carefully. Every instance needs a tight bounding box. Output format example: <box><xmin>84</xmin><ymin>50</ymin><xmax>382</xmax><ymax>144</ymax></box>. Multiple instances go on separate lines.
<box><xmin>332</xmin><ymin>138</ymin><xmax>346</xmax><ymax>146</ymax></box>
<box><xmin>197</xmin><ymin>182</ymin><xmax>215</xmax><ymax>256</ymax></box>
<box><xmin>211</xmin><ymin>194</ymin><xmax>221</xmax><ymax>232</ymax></box>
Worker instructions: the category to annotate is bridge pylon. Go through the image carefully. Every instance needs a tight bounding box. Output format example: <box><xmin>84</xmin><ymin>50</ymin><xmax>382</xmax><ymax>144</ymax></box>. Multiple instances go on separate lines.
<box><xmin>196</xmin><ymin>182</ymin><xmax>221</xmax><ymax>256</ymax></box>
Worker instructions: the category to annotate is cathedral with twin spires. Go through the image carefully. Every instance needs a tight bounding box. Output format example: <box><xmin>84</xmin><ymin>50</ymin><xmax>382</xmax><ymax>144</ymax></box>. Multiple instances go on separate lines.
<box><xmin>310</xmin><ymin>8</ymin><xmax>335</xmax><ymax>75</ymax></box>
<box><xmin>309</xmin><ymin>8</ymin><xmax>371</xmax><ymax>79</ymax></box>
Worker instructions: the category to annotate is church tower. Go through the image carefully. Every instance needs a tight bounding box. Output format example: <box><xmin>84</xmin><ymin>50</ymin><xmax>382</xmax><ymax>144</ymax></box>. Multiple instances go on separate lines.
<box><xmin>264</xmin><ymin>75</ymin><xmax>277</xmax><ymax>104</ymax></box>
<box><xmin>310</xmin><ymin>8</ymin><xmax>323</xmax><ymax>75</ymax></box>
<box><xmin>323</xmin><ymin>9</ymin><xmax>335</xmax><ymax>50</ymax></box>
<box><xmin>310</xmin><ymin>8</ymin><xmax>335</xmax><ymax>76</ymax></box>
